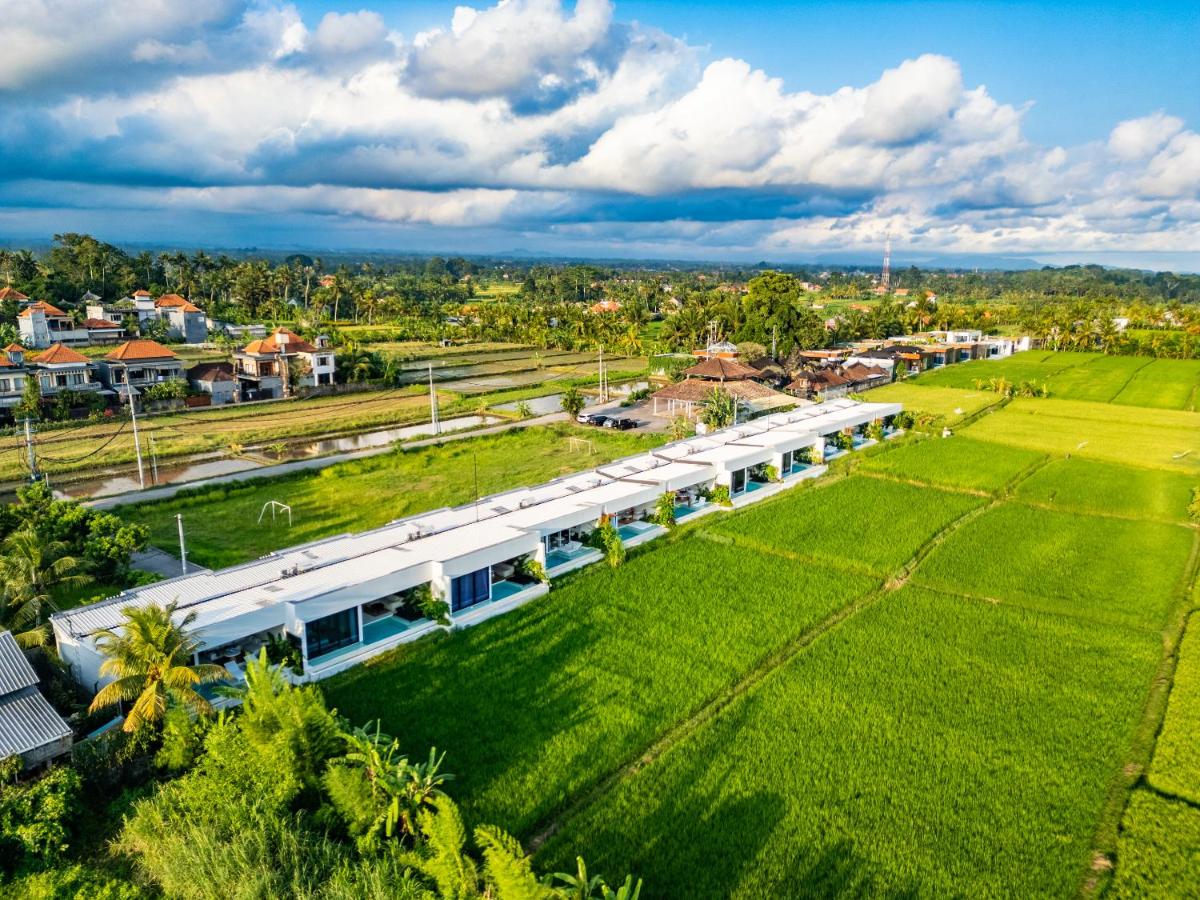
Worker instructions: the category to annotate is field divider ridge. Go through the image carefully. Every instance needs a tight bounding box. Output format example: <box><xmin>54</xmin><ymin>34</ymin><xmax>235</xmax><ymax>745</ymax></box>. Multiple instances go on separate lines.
<box><xmin>1080</xmin><ymin>528</ymin><xmax>1200</xmax><ymax>897</ymax></box>
<box><xmin>526</xmin><ymin>466</ymin><xmax>1021</xmax><ymax>855</ymax></box>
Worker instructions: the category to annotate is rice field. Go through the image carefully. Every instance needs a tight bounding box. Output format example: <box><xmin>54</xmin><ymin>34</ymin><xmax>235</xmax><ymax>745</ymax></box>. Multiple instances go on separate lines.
<box><xmin>1111</xmin><ymin>358</ymin><xmax>1200</xmax><ymax>411</ymax></box>
<box><xmin>963</xmin><ymin>398</ymin><xmax>1200</xmax><ymax>475</ymax></box>
<box><xmin>1015</xmin><ymin>457</ymin><xmax>1198</xmax><ymax>523</ymax></box>
<box><xmin>326</xmin><ymin>539</ymin><xmax>879</xmax><ymax>833</ymax></box>
<box><xmin>858</xmin><ymin>435</ymin><xmax>1045</xmax><ymax>493</ymax></box>
<box><xmin>703</xmin><ymin>476</ymin><xmax>984</xmax><ymax>575</ymax></box>
<box><xmin>1147</xmin><ymin>618</ymin><xmax>1200</xmax><ymax>805</ymax></box>
<box><xmin>1110</xmin><ymin>790</ymin><xmax>1200</xmax><ymax>898</ymax></box>
<box><xmin>860</xmin><ymin>382</ymin><xmax>1000</xmax><ymax>424</ymax></box>
<box><xmin>911</xmin><ymin>504</ymin><xmax>1192</xmax><ymax>631</ymax></box>
<box><xmin>539</xmin><ymin>588</ymin><xmax>1162</xmax><ymax>898</ymax></box>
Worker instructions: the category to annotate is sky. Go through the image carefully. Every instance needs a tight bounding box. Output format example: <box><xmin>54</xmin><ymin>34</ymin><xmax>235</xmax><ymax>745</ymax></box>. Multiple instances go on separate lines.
<box><xmin>1</xmin><ymin>0</ymin><xmax>1198</xmax><ymax>268</ymax></box>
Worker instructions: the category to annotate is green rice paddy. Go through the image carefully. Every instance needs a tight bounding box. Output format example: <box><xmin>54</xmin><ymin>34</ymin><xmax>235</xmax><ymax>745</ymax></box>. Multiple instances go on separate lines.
<box><xmin>1015</xmin><ymin>457</ymin><xmax>1198</xmax><ymax>523</ymax></box>
<box><xmin>1147</xmin><ymin>618</ymin><xmax>1200</xmax><ymax>805</ymax></box>
<box><xmin>858</xmin><ymin>435</ymin><xmax>1045</xmax><ymax>493</ymax></box>
<box><xmin>1110</xmin><ymin>790</ymin><xmax>1200</xmax><ymax>898</ymax></box>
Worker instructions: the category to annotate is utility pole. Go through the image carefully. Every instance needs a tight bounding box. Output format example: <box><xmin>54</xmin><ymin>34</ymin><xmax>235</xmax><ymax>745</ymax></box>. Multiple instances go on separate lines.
<box><xmin>598</xmin><ymin>346</ymin><xmax>605</xmax><ymax>402</ymax></box>
<box><xmin>127</xmin><ymin>386</ymin><xmax>145</xmax><ymax>490</ymax></box>
<box><xmin>428</xmin><ymin>363</ymin><xmax>441</xmax><ymax>435</ymax></box>
<box><xmin>23</xmin><ymin>418</ymin><xmax>37</xmax><ymax>483</ymax></box>
<box><xmin>771</xmin><ymin>325</ymin><xmax>777</xmax><ymax>359</ymax></box>
<box><xmin>149</xmin><ymin>436</ymin><xmax>159</xmax><ymax>485</ymax></box>
<box><xmin>176</xmin><ymin>513</ymin><xmax>188</xmax><ymax>575</ymax></box>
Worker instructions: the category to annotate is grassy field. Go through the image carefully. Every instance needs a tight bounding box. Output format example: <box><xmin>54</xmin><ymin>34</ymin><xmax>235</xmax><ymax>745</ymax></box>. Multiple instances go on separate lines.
<box><xmin>858</xmin><ymin>435</ymin><xmax>1045</xmax><ymax>493</ymax></box>
<box><xmin>1147</xmin><ymin>617</ymin><xmax>1200</xmax><ymax>804</ymax></box>
<box><xmin>118</xmin><ymin>425</ymin><xmax>665</xmax><ymax>570</ymax></box>
<box><xmin>964</xmin><ymin>398</ymin><xmax>1200</xmax><ymax>475</ymax></box>
<box><xmin>1110</xmin><ymin>790</ymin><xmax>1200</xmax><ymax>898</ymax></box>
<box><xmin>911</xmin><ymin>351</ymin><xmax>1200</xmax><ymax>410</ymax></box>
<box><xmin>861</xmin><ymin>382</ymin><xmax>1000</xmax><ymax>424</ymax></box>
<box><xmin>1015</xmin><ymin>457</ymin><xmax>1198</xmax><ymax>523</ymax></box>
<box><xmin>539</xmin><ymin>588</ymin><xmax>1162</xmax><ymax>898</ymax></box>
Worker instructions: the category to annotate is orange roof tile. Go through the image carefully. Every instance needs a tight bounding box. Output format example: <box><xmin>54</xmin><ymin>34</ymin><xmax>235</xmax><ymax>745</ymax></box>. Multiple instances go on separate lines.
<box><xmin>105</xmin><ymin>339</ymin><xmax>178</xmax><ymax>361</ymax></box>
<box><xmin>0</xmin><ymin>286</ymin><xmax>29</xmax><ymax>302</ymax></box>
<box><xmin>83</xmin><ymin>318</ymin><xmax>121</xmax><ymax>329</ymax></box>
<box><xmin>17</xmin><ymin>300</ymin><xmax>67</xmax><ymax>318</ymax></box>
<box><xmin>132</xmin><ymin>289</ymin><xmax>152</xmax><ymax>297</ymax></box>
<box><xmin>241</xmin><ymin>328</ymin><xmax>318</xmax><ymax>355</ymax></box>
<box><xmin>156</xmin><ymin>293</ymin><xmax>202</xmax><ymax>313</ymax></box>
<box><xmin>32</xmin><ymin>343</ymin><xmax>90</xmax><ymax>365</ymax></box>
<box><xmin>4</xmin><ymin>343</ymin><xmax>28</xmax><ymax>353</ymax></box>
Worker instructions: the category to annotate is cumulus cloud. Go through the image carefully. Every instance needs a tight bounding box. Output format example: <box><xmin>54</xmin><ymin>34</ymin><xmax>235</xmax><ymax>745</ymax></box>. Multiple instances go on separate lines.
<box><xmin>0</xmin><ymin>0</ymin><xmax>1197</xmax><ymax>261</ymax></box>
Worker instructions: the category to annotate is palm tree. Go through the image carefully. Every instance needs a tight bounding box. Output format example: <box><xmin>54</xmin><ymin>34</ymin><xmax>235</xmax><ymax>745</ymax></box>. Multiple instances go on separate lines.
<box><xmin>0</xmin><ymin>524</ymin><xmax>89</xmax><ymax>648</ymax></box>
<box><xmin>699</xmin><ymin>387</ymin><xmax>736</xmax><ymax>429</ymax></box>
<box><xmin>88</xmin><ymin>602</ymin><xmax>228</xmax><ymax>732</ymax></box>
<box><xmin>560</xmin><ymin>387</ymin><xmax>586</xmax><ymax>418</ymax></box>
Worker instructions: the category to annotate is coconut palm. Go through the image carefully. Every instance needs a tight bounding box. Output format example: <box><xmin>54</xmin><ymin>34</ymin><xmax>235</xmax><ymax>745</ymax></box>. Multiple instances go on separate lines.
<box><xmin>699</xmin><ymin>387</ymin><xmax>736</xmax><ymax>429</ymax></box>
<box><xmin>88</xmin><ymin>602</ymin><xmax>228</xmax><ymax>732</ymax></box>
<box><xmin>0</xmin><ymin>524</ymin><xmax>89</xmax><ymax>648</ymax></box>
<box><xmin>560</xmin><ymin>387</ymin><xmax>585</xmax><ymax>418</ymax></box>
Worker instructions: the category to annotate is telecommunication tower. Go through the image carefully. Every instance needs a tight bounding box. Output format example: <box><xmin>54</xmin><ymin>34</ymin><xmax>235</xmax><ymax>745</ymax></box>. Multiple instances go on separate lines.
<box><xmin>881</xmin><ymin>235</ymin><xmax>892</xmax><ymax>292</ymax></box>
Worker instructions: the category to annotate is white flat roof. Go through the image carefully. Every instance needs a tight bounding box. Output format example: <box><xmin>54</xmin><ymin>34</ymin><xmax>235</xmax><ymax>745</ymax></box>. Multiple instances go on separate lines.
<box><xmin>729</xmin><ymin>429</ymin><xmax>818</xmax><ymax>452</ymax></box>
<box><xmin>498</xmin><ymin>493</ymin><xmax>606</xmax><ymax>534</ymax></box>
<box><xmin>683</xmin><ymin>442</ymin><xmax>774</xmax><ymax>470</ymax></box>
<box><xmin>599</xmin><ymin>456</ymin><xmax>717</xmax><ymax>491</ymax></box>
<box><xmin>572</xmin><ymin>478</ymin><xmax>662</xmax><ymax>513</ymax></box>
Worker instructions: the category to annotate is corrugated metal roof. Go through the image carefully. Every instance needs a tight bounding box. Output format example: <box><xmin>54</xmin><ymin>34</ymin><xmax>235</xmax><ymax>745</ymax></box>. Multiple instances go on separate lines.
<box><xmin>0</xmin><ymin>632</ymin><xmax>38</xmax><ymax>695</ymax></box>
<box><xmin>0</xmin><ymin>688</ymin><xmax>71</xmax><ymax>757</ymax></box>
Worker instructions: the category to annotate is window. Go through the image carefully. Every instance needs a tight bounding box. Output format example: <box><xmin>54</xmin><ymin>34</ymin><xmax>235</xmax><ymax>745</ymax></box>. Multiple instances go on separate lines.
<box><xmin>450</xmin><ymin>568</ymin><xmax>490</xmax><ymax>611</ymax></box>
<box><xmin>69</xmin><ymin>372</ymin><xmax>85</xmax><ymax>385</ymax></box>
<box><xmin>0</xmin><ymin>379</ymin><xmax>9</xmax><ymax>392</ymax></box>
<box><xmin>731</xmin><ymin>468</ymin><xmax>747</xmax><ymax>495</ymax></box>
<box><xmin>55</xmin><ymin>374</ymin><xmax>68</xmax><ymax>387</ymax></box>
<box><xmin>305</xmin><ymin>608</ymin><xmax>359</xmax><ymax>660</ymax></box>
<box><xmin>781</xmin><ymin>451</ymin><xmax>793</xmax><ymax>472</ymax></box>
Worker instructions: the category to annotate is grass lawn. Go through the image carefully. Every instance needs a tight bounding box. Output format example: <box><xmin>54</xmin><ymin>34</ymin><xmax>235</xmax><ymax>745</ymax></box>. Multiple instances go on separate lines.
<box><xmin>324</xmin><ymin>538</ymin><xmax>879</xmax><ymax>834</ymax></box>
<box><xmin>1147</xmin><ymin>617</ymin><xmax>1200</xmax><ymax>805</ymax></box>
<box><xmin>963</xmin><ymin>398</ymin><xmax>1200</xmax><ymax>475</ymax></box>
<box><xmin>119</xmin><ymin>425</ymin><xmax>665</xmax><ymax>569</ymax></box>
<box><xmin>1110</xmin><ymin>790</ymin><xmax>1200</xmax><ymax>899</ymax></box>
<box><xmin>704</xmin><ymin>475</ymin><xmax>984</xmax><ymax>576</ymax></box>
<box><xmin>540</xmin><ymin>588</ymin><xmax>1161</xmax><ymax>898</ymax></box>
<box><xmin>912</xmin><ymin>504</ymin><xmax>1194</xmax><ymax>631</ymax></box>
<box><xmin>1015</xmin><ymin>457</ymin><xmax>1199</xmax><ymax>523</ymax></box>
<box><xmin>861</xmin><ymin>382</ymin><xmax>1000</xmax><ymax>424</ymax></box>
<box><xmin>858</xmin><ymin>435</ymin><xmax>1045</xmax><ymax>493</ymax></box>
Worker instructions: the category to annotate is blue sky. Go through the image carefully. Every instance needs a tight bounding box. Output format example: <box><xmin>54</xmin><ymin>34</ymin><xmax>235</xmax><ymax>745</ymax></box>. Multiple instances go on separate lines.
<box><xmin>2</xmin><ymin>1</ymin><xmax>1198</xmax><ymax>267</ymax></box>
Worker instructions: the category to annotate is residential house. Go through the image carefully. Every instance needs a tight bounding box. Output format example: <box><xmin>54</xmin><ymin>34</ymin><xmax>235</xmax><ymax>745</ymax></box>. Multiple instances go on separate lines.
<box><xmin>18</xmin><ymin>301</ymin><xmax>89</xmax><ymax>348</ymax></box>
<box><xmin>0</xmin><ymin>287</ymin><xmax>29</xmax><ymax>304</ymax></box>
<box><xmin>51</xmin><ymin>398</ymin><xmax>903</xmax><ymax>690</ymax></box>
<box><xmin>95</xmin><ymin>340</ymin><xmax>185</xmax><ymax>400</ymax></box>
<box><xmin>786</xmin><ymin>367</ymin><xmax>853</xmax><ymax>400</ymax></box>
<box><xmin>80</xmin><ymin>317</ymin><xmax>124</xmax><ymax>344</ymax></box>
<box><xmin>0</xmin><ymin>631</ymin><xmax>73</xmax><ymax>769</ymax></box>
<box><xmin>187</xmin><ymin>362</ymin><xmax>239</xmax><ymax>405</ymax></box>
<box><xmin>233</xmin><ymin>328</ymin><xmax>336</xmax><ymax>400</ymax></box>
<box><xmin>651</xmin><ymin>354</ymin><xmax>794</xmax><ymax>420</ymax></box>
<box><xmin>155</xmin><ymin>294</ymin><xmax>208</xmax><ymax>343</ymax></box>
<box><xmin>0</xmin><ymin>344</ymin><xmax>30</xmax><ymax>420</ymax></box>
<box><xmin>29</xmin><ymin>343</ymin><xmax>103</xmax><ymax>397</ymax></box>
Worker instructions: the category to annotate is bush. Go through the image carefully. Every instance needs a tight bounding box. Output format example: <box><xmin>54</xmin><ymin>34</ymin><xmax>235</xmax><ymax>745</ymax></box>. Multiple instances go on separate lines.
<box><xmin>710</xmin><ymin>484</ymin><xmax>732</xmax><ymax>507</ymax></box>
<box><xmin>589</xmin><ymin>517</ymin><xmax>626</xmax><ymax>567</ymax></box>
<box><xmin>653</xmin><ymin>492</ymin><xmax>677</xmax><ymax>528</ymax></box>
<box><xmin>0</xmin><ymin>763</ymin><xmax>82</xmax><ymax>873</ymax></box>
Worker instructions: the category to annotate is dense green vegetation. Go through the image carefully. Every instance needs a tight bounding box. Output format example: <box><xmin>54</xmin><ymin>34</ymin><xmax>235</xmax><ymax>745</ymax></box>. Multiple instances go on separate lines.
<box><xmin>1015</xmin><ymin>457</ymin><xmax>1199</xmax><ymax>523</ymax></box>
<box><xmin>1147</xmin><ymin>620</ymin><xmax>1200</xmax><ymax>804</ymax></box>
<box><xmin>119</xmin><ymin>425</ymin><xmax>665</xmax><ymax>570</ymax></box>
<box><xmin>541</xmin><ymin>588</ymin><xmax>1162</xmax><ymax>898</ymax></box>
<box><xmin>858</xmin><ymin>435</ymin><xmax>1045</xmax><ymax>492</ymax></box>
<box><xmin>1110</xmin><ymin>790</ymin><xmax>1200</xmax><ymax>898</ymax></box>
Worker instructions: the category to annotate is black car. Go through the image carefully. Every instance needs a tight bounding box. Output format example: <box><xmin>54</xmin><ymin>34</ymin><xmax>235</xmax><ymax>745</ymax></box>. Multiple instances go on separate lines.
<box><xmin>583</xmin><ymin>414</ymin><xmax>609</xmax><ymax>426</ymax></box>
<box><xmin>602</xmin><ymin>417</ymin><xmax>638</xmax><ymax>430</ymax></box>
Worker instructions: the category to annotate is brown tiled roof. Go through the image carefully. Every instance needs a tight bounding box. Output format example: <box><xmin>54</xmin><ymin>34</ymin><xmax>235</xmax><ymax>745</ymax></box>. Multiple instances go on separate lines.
<box><xmin>132</xmin><ymin>289</ymin><xmax>152</xmax><ymax>297</ymax></box>
<box><xmin>83</xmin><ymin>318</ymin><xmax>121</xmax><ymax>329</ymax></box>
<box><xmin>187</xmin><ymin>362</ymin><xmax>235</xmax><ymax>383</ymax></box>
<box><xmin>106</xmin><ymin>339</ymin><xmax>178</xmax><ymax>361</ymax></box>
<box><xmin>787</xmin><ymin>369</ymin><xmax>852</xmax><ymax>393</ymax></box>
<box><xmin>0</xmin><ymin>287</ymin><xmax>29</xmax><ymax>302</ymax></box>
<box><xmin>652</xmin><ymin>378</ymin><xmax>782</xmax><ymax>403</ymax></box>
<box><xmin>32</xmin><ymin>343</ymin><xmax>89</xmax><ymax>365</ymax></box>
<box><xmin>156</xmin><ymin>294</ymin><xmax>202</xmax><ymax>313</ymax></box>
<box><xmin>843</xmin><ymin>363</ymin><xmax>889</xmax><ymax>383</ymax></box>
<box><xmin>241</xmin><ymin>328</ymin><xmax>318</xmax><ymax>355</ymax></box>
<box><xmin>4</xmin><ymin>343</ymin><xmax>27</xmax><ymax>353</ymax></box>
<box><xmin>682</xmin><ymin>357</ymin><xmax>760</xmax><ymax>380</ymax></box>
<box><xmin>17</xmin><ymin>300</ymin><xmax>67</xmax><ymax>318</ymax></box>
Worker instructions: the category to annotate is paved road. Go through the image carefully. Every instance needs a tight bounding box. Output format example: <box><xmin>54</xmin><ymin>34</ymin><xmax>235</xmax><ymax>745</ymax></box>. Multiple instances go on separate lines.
<box><xmin>87</xmin><ymin>396</ymin><xmax>662</xmax><ymax>511</ymax></box>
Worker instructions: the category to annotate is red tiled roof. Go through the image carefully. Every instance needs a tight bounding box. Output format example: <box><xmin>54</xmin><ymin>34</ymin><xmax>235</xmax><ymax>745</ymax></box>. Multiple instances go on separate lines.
<box><xmin>187</xmin><ymin>362</ymin><xmax>235</xmax><ymax>383</ymax></box>
<box><xmin>682</xmin><ymin>357</ymin><xmax>761</xmax><ymax>380</ymax></box>
<box><xmin>652</xmin><ymin>378</ymin><xmax>782</xmax><ymax>403</ymax></box>
<box><xmin>83</xmin><ymin>318</ymin><xmax>121</xmax><ymax>329</ymax></box>
<box><xmin>132</xmin><ymin>289</ymin><xmax>152</xmax><ymax>297</ymax></box>
<box><xmin>17</xmin><ymin>300</ymin><xmax>67</xmax><ymax>318</ymax></box>
<box><xmin>4</xmin><ymin>343</ymin><xmax>27</xmax><ymax>353</ymax></box>
<box><xmin>156</xmin><ymin>293</ymin><xmax>202</xmax><ymax>313</ymax></box>
<box><xmin>32</xmin><ymin>343</ymin><xmax>90</xmax><ymax>365</ymax></box>
<box><xmin>0</xmin><ymin>286</ymin><xmax>29</xmax><ymax>302</ymax></box>
<box><xmin>241</xmin><ymin>328</ymin><xmax>318</xmax><ymax>355</ymax></box>
<box><xmin>105</xmin><ymin>339</ymin><xmax>178</xmax><ymax>361</ymax></box>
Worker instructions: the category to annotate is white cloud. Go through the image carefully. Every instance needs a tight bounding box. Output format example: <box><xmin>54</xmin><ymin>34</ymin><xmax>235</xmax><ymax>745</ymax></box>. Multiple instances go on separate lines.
<box><xmin>1109</xmin><ymin>112</ymin><xmax>1184</xmax><ymax>160</ymax></box>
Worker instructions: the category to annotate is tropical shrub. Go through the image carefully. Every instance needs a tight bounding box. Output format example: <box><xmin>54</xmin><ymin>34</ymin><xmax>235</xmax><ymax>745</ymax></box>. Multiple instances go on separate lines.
<box><xmin>154</xmin><ymin>705</ymin><xmax>210</xmax><ymax>774</ymax></box>
<box><xmin>762</xmin><ymin>464</ymin><xmax>779</xmax><ymax>483</ymax></box>
<box><xmin>264</xmin><ymin>632</ymin><xmax>304</xmax><ymax>674</ymax></box>
<box><xmin>0</xmin><ymin>760</ymin><xmax>82</xmax><ymax>872</ymax></box>
<box><xmin>709</xmin><ymin>484</ymin><xmax>732</xmax><ymax>507</ymax></box>
<box><xmin>867</xmin><ymin>420</ymin><xmax>885</xmax><ymax>442</ymax></box>
<box><xmin>833</xmin><ymin>431</ymin><xmax>854</xmax><ymax>451</ymax></box>
<box><xmin>589</xmin><ymin>516</ymin><xmax>626</xmax><ymax>567</ymax></box>
<box><xmin>700</xmin><ymin>388</ymin><xmax>735</xmax><ymax>429</ymax></box>
<box><xmin>515</xmin><ymin>555</ymin><xmax>549</xmax><ymax>584</ymax></box>
<box><xmin>560</xmin><ymin>387</ymin><xmax>585</xmax><ymax>418</ymax></box>
<box><xmin>653</xmin><ymin>492</ymin><xmax>677</xmax><ymax>528</ymax></box>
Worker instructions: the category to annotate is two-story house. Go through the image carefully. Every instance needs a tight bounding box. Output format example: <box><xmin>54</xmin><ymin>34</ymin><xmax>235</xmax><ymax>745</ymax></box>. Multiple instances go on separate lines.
<box><xmin>17</xmin><ymin>301</ymin><xmax>89</xmax><ymax>348</ymax></box>
<box><xmin>0</xmin><ymin>344</ymin><xmax>30</xmax><ymax>421</ymax></box>
<box><xmin>154</xmin><ymin>294</ymin><xmax>208</xmax><ymax>343</ymax></box>
<box><xmin>233</xmin><ymin>328</ymin><xmax>336</xmax><ymax>400</ymax></box>
<box><xmin>28</xmin><ymin>343</ymin><xmax>103</xmax><ymax>397</ymax></box>
<box><xmin>95</xmin><ymin>339</ymin><xmax>184</xmax><ymax>400</ymax></box>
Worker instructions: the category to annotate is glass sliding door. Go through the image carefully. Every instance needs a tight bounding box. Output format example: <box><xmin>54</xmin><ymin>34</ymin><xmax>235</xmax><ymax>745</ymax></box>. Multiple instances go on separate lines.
<box><xmin>781</xmin><ymin>451</ymin><xmax>793</xmax><ymax>473</ymax></box>
<box><xmin>451</xmin><ymin>568</ymin><xmax>491</xmax><ymax>612</ymax></box>
<box><xmin>731</xmin><ymin>468</ymin><xmax>747</xmax><ymax>495</ymax></box>
<box><xmin>306</xmin><ymin>607</ymin><xmax>359</xmax><ymax>660</ymax></box>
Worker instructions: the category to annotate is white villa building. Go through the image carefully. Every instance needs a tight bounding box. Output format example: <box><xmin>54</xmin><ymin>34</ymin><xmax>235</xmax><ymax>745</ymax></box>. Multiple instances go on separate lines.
<box><xmin>51</xmin><ymin>398</ymin><xmax>902</xmax><ymax>692</ymax></box>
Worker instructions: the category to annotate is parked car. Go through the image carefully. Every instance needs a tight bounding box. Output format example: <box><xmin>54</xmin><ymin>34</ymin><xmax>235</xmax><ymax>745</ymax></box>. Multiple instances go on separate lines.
<box><xmin>584</xmin><ymin>414</ymin><xmax>609</xmax><ymax>426</ymax></box>
<box><xmin>603</xmin><ymin>417</ymin><xmax>638</xmax><ymax>430</ymax></box>
<box><xmin>575</xmin><ymin>411</ymin><xmax>592</xmax><ymax>423</ymax></box>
